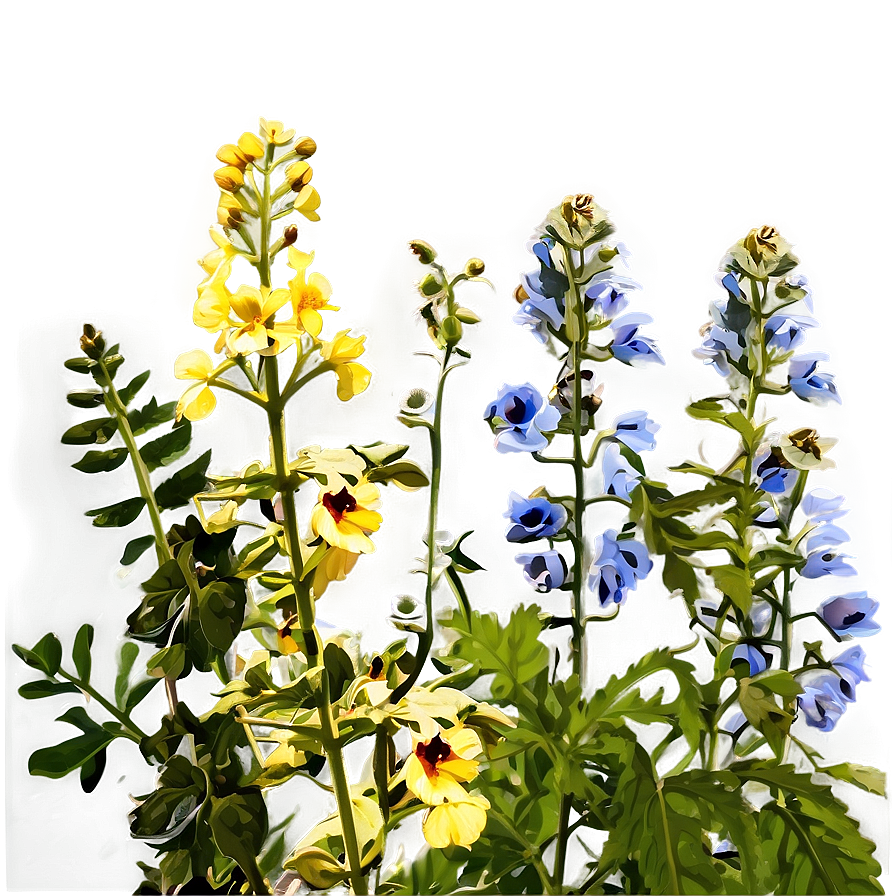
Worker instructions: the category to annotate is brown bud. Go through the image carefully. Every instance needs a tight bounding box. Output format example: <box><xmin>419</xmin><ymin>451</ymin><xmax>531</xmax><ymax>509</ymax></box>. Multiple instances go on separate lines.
<box><xmin>283</xmin><ymin>225</ymin><xmax>298</xmax><ymax>247</ymax></box>
<box><xmin>465</xmin><ymin>257</ymin><xmax>485</xmax><ymax>277</ymax></box>
<box><xmin>80</xmin><ymin>323</ymin><xmax>105</xmax><ymax>359</ymax></box>
<box><xmin>409</xmin><ymin>239</ymin><xmax>437</xmax><ymax>264</ymax></box>
<box><xmin>293</xmin><ymin>136</ymin><xmax>317</xmax><ymax>159</ymax></box>
<box><xmin>514</xmin><ymin>284</ymin><xmax>529</xmax><ymax>304</ymax></box>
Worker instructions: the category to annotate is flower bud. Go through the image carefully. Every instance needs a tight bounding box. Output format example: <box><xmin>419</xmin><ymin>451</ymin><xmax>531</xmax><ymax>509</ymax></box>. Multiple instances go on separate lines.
<box><xmin>441</xmin><ymin>315</ymin><xmax>463</xmax><ymax>345</ymax></box>
<box><xmin>285</xmin><ymin>160</ymin><xmax>313</xmax><ymax>191</ymax></box>
<box><xmin>598</xmin><ymin>246</ymin><xmax>619</xmax><ymax>262</ymax></box>
<box><xmin>293</xmin><ymin>136</ymin><xmax>317</xmax><ymax>159</ymax></box>
<box><xmin>282</xmin><ymin>224</ymin><xmax>298</xmax><ymax>247</ymax></box>
<box><xmin>514</xmin><ymin>284</ymin><xmax>529</xmax><ymax>304</ymax></box>
<box><xmin>455</xmin><ymin>307</ymin><xmax>481</xmax><ymax>324</ymax></box>
<box><xmin>465</xmin><ymin>257</ymin><xmax>485</xmax><ymax>277</ymax></box>
<box><xmin>409</xmin><ymin>239</ymin><xmax>437</xmax><ymax>265</ymax></box>
<box><xmin>214</xmin><ymin>165</ymin><xmax>244</xmax><ymax>192</ymax></box>
<box><xmin>80</xmin><ymin>324</ymin><xmax>105</xmax><ymax>359</ymax></box>
<box><xmin>418</xmin><ymin>273</ymin><xmax>444</xmax><ymax>297</ymax></box>
<box><xmin>216</xmin><ymin>144</ymin><xmax>249</xmax><ymax>170</ymax></box>
<box><xmin>237</xmin><ymin>131</ymin><xmax>264</xmax><ymax>161</ymax></box>
<box><xmin>217</xmin><ymin>192</ymin><xmax>243</xmax><ymax>227</ymax></box>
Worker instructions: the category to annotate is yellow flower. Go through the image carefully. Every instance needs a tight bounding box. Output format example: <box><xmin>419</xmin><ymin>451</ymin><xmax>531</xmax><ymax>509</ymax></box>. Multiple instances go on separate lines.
<box><xmin>405</xmin><ymin>726</ymin><xmax>483</xmax><ymax>806</ymax></box>
<box><xmin>422</xmin><ymin>796</ymin><xmax>491</xmax><ymax>849</ymax></box>
<box><xmin>174</xmin><ymin>350</ymin><xmax>217</xmax><ymax>421</ymax></box>
<box><xmin>259</xmin><ymin>118</ymin><xmax>296</xmax><ymax>146</ymax></box>
<box><xmin>294</xmin><ymin>184</ymin><xmax>322</xmax><ymax>222</ymax></box>
<box><xmin>285</xmin><ymin>160</ymin><xmax>314</xmax><ymax>191</ymax></box>
<box><xmin>214</xmin><ymin>165</ymin><xmax>244</xmax><ymax>192</ymax></box>
<box><xmin>319</xmin><ymin>329</ymin><xmax>372</xmax><ymax>401</ymax></box>
<box><xmin>277</xmin><ymin>614</ymin><xmax>300</xmax><ymax>655</ymax></box>
<box><xmin>217</xmin><ymin>192</ymin><xmax>244</xmax><ymax>227</ymax></box>
<box><xmin>226</xmin><ymin>285</ymin><xmax>291</xmax><ymax>356</ymax></box>
<box><xmin>283</xmin><ymin>248</ymin><xmax>338</xmax><ymax>337</ymax></box>
<box><xmin>312</xmin><ymin>546</ymin><xmax>360</xmax><ymax>597</ymax></box>
<box><xmin>310</xmin><ymin>480</ymin><xmax>382</xmax><ymax>554</ymax></box>
<box><xmin>779</xmin><ymin>428</ymin><xmax>837</xmax><ymax>471</ymax></box>
<box><xmin>198</xmin><ymin>227</ymin><xmax>237</xmax><ymax>280</ymax></box>
<box><xmin>237</xmin><ymin>131</ymin><xmax>264</xmax><ymax>161</ymax></box>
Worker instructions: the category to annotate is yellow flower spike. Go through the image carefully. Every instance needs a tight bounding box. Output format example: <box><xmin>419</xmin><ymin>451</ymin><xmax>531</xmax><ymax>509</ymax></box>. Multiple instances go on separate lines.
<box><xmin>312</xmin><ymin>546</ymin><xmax>360</xmax><ymax>597</ymax></box>
<box><xmin>310</xmin><ymin>480</ymin><xmax>382</xmax><ymax>554</ymax></box>
<box><xmin>216</xmin><ymin>143</ymin><xmax>250</xmax><ymax>170</ymax></box>
<box><xmin>226</xmin><ymin>285</ymin><xmax>290</xmax><ymax>356</ymax></box>
<box><xmin>294</xmin><ymin>184</ymin><xmax>322</xmax><ymax>222</ymax></box>
<box><xmin>174</xmin><ymin>349</ymin><xmax>217</xmax><ymax>421</ymax></box>
<box><xmin>237</xmin><ymin>131</ymin><xmax>264</xmax><ymax>161</ymax></box>
<box><xmin>214</xmin><ymin>165</ymin><xmax>244</xmax><ymax>192</ymax></box>
<box><xmin>259</xmin><ymin>118</ymin><xmax>295</xmax><ymax>146</ymax></box>
<box><xmin>284</xmin><ymin>248</ymin><xmax>338</xmax><ymax>337</ymax></box>
<box><xmin>422</xmin><ymin>796</ymin><xmax>491</xmax><ymax>850</ymax></box>
<box><xmin>405</xmin><ymin>726</ymin><xmax>484</xmax><ymax>806</ymax></box>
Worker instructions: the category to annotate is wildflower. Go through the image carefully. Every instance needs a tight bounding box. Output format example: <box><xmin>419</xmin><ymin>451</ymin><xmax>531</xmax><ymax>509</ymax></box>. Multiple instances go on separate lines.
<box><xmin>694</xmin><ymin>323</ymin><xmax>745</xmax><ymax>377</ymax></box>
<box><xmin>515</xmin><ymin>551</ymin><xmax>568</xmax><ymax>592</ymax></box>
<box><xmin>788</xmin><ymin>354</ymin><xmax>841</xmax><ymax>405</ymax></box>
<box><xmin>514</xmin><ymin>241</ymin><xmax>568</xmax><ymax>341</ymax></box>
<box><xmin>225</xmin><ymin>285</ymin><xmax>291</xmax><ymax>356</ymax></box>
<box><xmin>213</xmin><ymin>166</ymin><xmax>244</xmax><ymax>192</ymax></box>
<box><xmin>818</xmin><ymin>593</ymin><xmax>880</xmax><ymax>637</ymax></box>
<box><xmin>602</xmin><ymin>444</ymin><xmax>640</xmax><ymax>498</ymax></box>
<box><xmin>754</xmin><ymin>502</ymin><xmax>780</xmax><ymax>528</ymax></box>
<box><xmin>319</xmin><ymin>330</ymin><xmax>372</xmax><ymax>401</ymax></box>
<box><xmin>405</xmin><ymin>726</ymin><xmax>483</xmax><ymax>805</ymax></box>
<box><xmin>798</xmin><ymin>675</ymin><xmax>847</xmax><ymax>731</ymax></box>
<box><xmin>803</xmin><ymin>519</ymin><xmax>854</xmax><ymax>578</ymax></box>
<box><xmin>422</xmin><ymin>797</ymin><xmax>491</xmax><ymax>850</ymax></box>
<box><xmin>833</xmin><ymin>645</ymin><xmax>870</xmax><ymax>701</ymax></box>
<box><xmin>583</xmin><ymin>274</ymin><xmax>638</xmax><ymax>321</ymax></box>
<box><xmin>611</xmin><ymin>410</ymin><xmax>659</xmax><ymax>452</ymax></box>
<box><xmin>504</xmin><ymin>493</ymin><xmax>567</xmax><ymax>543</ymax></box>
<box><xmin>548</xmin><ymin>368</ymin><xmax>603</xmax><ymax>423</ymax></box>
<box><xmin>587</xmin><ymin>530</ymin><xmax>652</xmax><ymax>606</ymax></box>
<box><xmin>779</xmin><ymin>428</ymin><xmax>837</xmax><ymax>471</ymax></box>
<box><xmin>764</xmin><ymin>313</ymin><xmax>817</xmax><ymax>353</ymax></box>
<box><xmin>782</xmin><ymin>272</ymin><xmax>814</xmax><ymax>312</ymax></box>
<box><xmin>259</xmin><ymin>118</ymin><xmax>295</xmax><ymax>146</ymax></box>
<box><xmin>801</xmin><ymin>489</ymin><xmax>848</xmax><ymax>522</ymax></box>
<box><xmin>399</xmin><ymin>387</ymin><xmax>434</xmax><ymax>417</ymax></box>
<box><xmin>310</xmin><ymin>480</ymin><xmax>382</xmax><ymax>554</ymax></box>
<box><xmin>283</xmin><ymin>248</ymin><xmax>338</xmax><ymax>338</ymax></box>
<box><xmin>312</xmin><ymin>546</ymin><xmax>360</xmax><ymax>597</ymax></box>
<box><xmin>174</xmin><ymin>350</ymin><xmax>217</xmax><ymax>421</ymax></box>
<box><xmin>294</xmin><ymin>184</ymin><xmax>322</xmax><ymax>222</ymax></box>
<box><xmin>484</xmin><ymin>383</ymin><xmax>560</xmax><ymax>453</ymax></box>
<box><xmin>609</xmin><ymin>313</ymin><xmax>664</xmax><ymax>366</ymax></box>
<box><xmin>732</xmin><ymin>643</ymin><xmax>772</xmax><ymax>676</ymax></box>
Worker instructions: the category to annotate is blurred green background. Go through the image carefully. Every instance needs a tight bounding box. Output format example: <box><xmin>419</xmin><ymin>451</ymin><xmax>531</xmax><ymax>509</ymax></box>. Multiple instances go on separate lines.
<box><xmin>0</xmin><ymin>0</ymin><xmax>896</xmax><ymax>893</ymax></box>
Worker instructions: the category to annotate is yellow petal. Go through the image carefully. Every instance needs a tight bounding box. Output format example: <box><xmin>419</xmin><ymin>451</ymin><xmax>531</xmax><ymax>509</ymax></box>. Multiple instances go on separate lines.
<box><xmin>312</xmin><ymin>547</ymin><xmax>360</xmax><ymax>597</ymax></box>
<box><xmin>307</xmin><ymin>271</ymin><xmax>333</xmax><ymax>303</ymax></box>
<box><xmin>404</xmin><ymin>754</ymin><xmax>469</xmax><ymax>806</ymax></box>
<box><xmin>259</xmin><ymin>118</ymin><xmax>296</xmax><ymax>145</ymax></box>
<box><xmin>335</xmin><ymin>363</ymin><xmax>371</xmax><ymax>401</ymax></box>
<box><xmin>322</xmin><ymin>330</ymin><xmax>367</xmax><ymax>363</ymax></box>
<box><xmin>343</xmin><ymin>508</ymin><xmax>382</xmax><ymax>533</ymax></box>
<box><xmin>176</xmin><ymin>383</ymin><xmax>216</xmax><ymax>422</ymax></box>
<box><xmin>299</xmin><ymin>308</ymin><xmax>323</xmax><ymax>337</ymax></box>
<box><xmin>294</xmin><ymin>185</ymin><xmax>321</xmax><ymax>221</ymax></box>
<box><xmin>261</xmin><ymin>287</ymin><xmax>291</xmax><ymax>318</ymax></box>
<box><xmin>237</xmin><ymin>131</ymin><xmax>264</xmax><ymax>160</ymax></box>
<box><xmin>174</xmin><ymin>349</ymin><xmax>215</xmax><ymax>381</ymax></box>
<box><xmin>444</xmin><ymin>726</ymin><xmax>484</xmax><ymax>761</ymax></box>
<box><xmin>228</xmin><ymin>322</ymin><xmax>269</xmax><ymax>355</ymax></box>
<box><xmin>423</xmin><ymin>799</ymin><xmax>490</xmax><ymax>849</ymax></box>
<box><xmin>229</xmin><ymin>285</ymin><xmax>264</xmax><ymax>323</ymax></box>
<box><xmin>288</xmin><ymin>247</ymin><xmax>314</xmax><ymax>273</ymax></box>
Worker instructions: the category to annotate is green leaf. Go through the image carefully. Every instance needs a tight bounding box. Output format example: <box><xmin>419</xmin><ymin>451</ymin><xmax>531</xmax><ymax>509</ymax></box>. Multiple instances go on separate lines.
<box><xmin>29</xmin><ymin>708</ymin><xmax>116</xmax><ymax>779</ymax></box>
<box><xmin>366</xmin><ymin>460</ymin><xmax>429</xmax><ymax>490</ymax></box>
<box><xmin>147</xmin><ymin>644</ymin><xmax>187</xmax><ymax>680</ymax></box>
<box><xmin>61</xmin><ymin>417</ymin><xmax>118</xmax><ymax>445</ymax></box>
<box><xmin>209</xmin><ymin>790</ymin><xmax>269</xmax><ymax>884</ymax></box>
<box><xmin>125</xmin><ymin>677</ymin><xmax>160</xmax><ymax>711</ymax></box>
<box><xmin>79</xmin><ymin>746</ymin><xmax>107</xmax><ymax>793</ymax></box>
<box><xmin>128</xmin><ymin>397</ymin><xmax>176</xmax><ymax>436</ymax></box>
<box><xmin>323</xmin><ymin>642</ymin><xmax>356</xmax><ymax>699</ymax></box>
<box><xmin>710</xmin><ymin>565</ymin><xmax>754</xmax><ymax>613</ymax></box>
<box><xmin>121</xmin><ymin>535</ymin><xmax>156</xmax><ymax>565</ymax></box>
<box><xmin>127</xmin><ymin>558</ymin><xmax>188</xmax><ymax>642</ymax></box>
<box><xmin>444</xmin><ymin>530</ymin><xmax>485</xmax><ymax>572</ymax></box>
<box><xmin>129</xmin><ymin>755</ymin><xmax>208</xmax><ymax>840</ymax></box>
<box><xmin>118</xmin><ymin>370</ymin><xmax>151</xmax><ymax>406</ymax></box>
<box><xmin>66</xmin><ymin>389</ymin><xmax>105</xmax><ymax>408</ymax></box>
<box><xmin>662</xmin><ymin>553</ymin><xmax>699</xmax><ymax>606</ymax></box>
<box><xmin>18</xmin><ymin>680</ymin><xmax>80</xmax><ymax>700</ymax></box>
<box><xmin>115</xmin><ymin>642</ymin><xmax>140</xmax><ymax>708</ymax></box>
<box><xmin>72</xmin><ymin>446</ymin><xmax>129</xmax><ymax>474</ymax></box>
<box><xmin>72</xmin><ymin>623</ymin><xmax>94</xmax><ymax>683</ymax></box>
<box><xmin>738</xmin><ymin>672</ymin><xmax>801</xmax><ymax>759</ymax></box>
<box><xmin>139</xmin><ymin>424</ymin><xmax>192</xmax><ymax>473</ymax></box>
<box><xmin>154</xmin><ymin>450</ymin><xmax>211</xmax><ymax>510</ymax></box>
<box><xmin>197</xmin><ymin>579</ymin><xmax>247</xmax><ymax>651</ymax></box>
<box><xmin>64</xmin><ymin>357</ymin><xmax>95</xmax><ymax>374</ymax></box>
<box><xmin>12</xmin><ymin>632</ymin><xmax>63</xmax><ymax>676</ymax></box>
<box><xmin>348</xmin><ymin>442</ymin><xmax>409</xmax><ymax>467</ymax></box>
<box><xmin>818</xmin><ymin>763</ymin><xmax>887</xmax><ymax>797</ymax></box>
<box><xmin>86</xmin><ymin>496</ymin><xmax>146</xmax><ymax>527</ymax></box>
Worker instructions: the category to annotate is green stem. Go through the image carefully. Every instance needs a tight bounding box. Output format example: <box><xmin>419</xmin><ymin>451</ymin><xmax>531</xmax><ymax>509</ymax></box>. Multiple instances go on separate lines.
<box><xmin>553</xmin><ymin>793</ymin><xmax>572</xmax><ymax>892</ymax></box>
<box><xmin>373</xmin><ymin>727</ymin><xmax>392</xmax><ymax>826</ymax></box>
<box><xmin>655</xmin><ymin>781</ymin><xmax>681</xmax><ymax>896</ymax></box>
<box><xmin>57</xmin><ymin>668</ymin><xmax>147</xmax><ymax>740</ymax></box>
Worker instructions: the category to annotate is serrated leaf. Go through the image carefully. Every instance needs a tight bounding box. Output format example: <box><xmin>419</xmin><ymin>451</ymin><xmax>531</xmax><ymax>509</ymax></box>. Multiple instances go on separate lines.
<box><xmin>121</xmin><ymin>535</ymin><xmax>156</xmax><ymax>565</ymax></box>
<box><xmin>67</xmin><ymin>389</ymin><xmax>105</xmax><ymax>408</ymax></box>
<box><xmin>139</xmin><ymin>424</ymin><xmax>192</xmax><ymax>473</ymax></box>
<box><xmin>72</xmin><ymin>446</ymin><xmax>129</xmax><ymax>473</ymax></box>
<box><xmin>61</xmin><ymin>417</ymin><xmax>118</xmax><ymax>445</ymax></box>
<box><xmin>115</xmin><ymin>641</ymin><xmax>140</xmax><ymax>708</ymax></box>
<box><xmin>154</xmin><ymin>450</ymin><xmax>211</xmax><ymax>510</ymax></box>
<box><xmin>128</xmin><ymin>397</ymin><xmax>176</xmax><ymax>436</ymax></box>
<box><xmin>86</xmin><ymin>496</ymin><xmax>146</xmax><ymax>527</ymax></box>
<box><xmin>72</xmin><ymin>623</ymin><xmax>94</xmax><ymax>683</ymax></box>
<box><xmin>29</xmin><ymin>708</ymin><xmax>116</xmax><ymax>779</ymax></box>
<box><xmin>118</xmin><ymin>370</ymin><xmax>150</xmax><ymax>406</ymax></box>
<box><xmin>818</xmin><ymin>763</ymin><xmax>886</xmax><ymax>797</ymax></box>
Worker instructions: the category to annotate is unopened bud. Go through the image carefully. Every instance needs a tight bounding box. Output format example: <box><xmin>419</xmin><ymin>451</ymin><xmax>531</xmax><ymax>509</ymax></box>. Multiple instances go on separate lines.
<box><xmin>216</xmin><ymin>144</ymin><xmax>249</xmax><ymax>170</ymax></box>
<box><xmin>214</xmin><ymin>165</ymin><xmax>244</xmax><ymax>192</ymax></box>
<box><xmin>283</xmin><ymin>225</ymin><xmax>298</xmax><ymax>247</ymax></box>
<box><xmin>441</xmin><ymin>315</ymin><xmax>463</xmax><ymax>345</ymax></box>
<box><xmin>598</xmin><ymin>246</ymin><xmax>618</xmax><ymax>262</ymax></box>
<box><xmin>293</xmin><ymin>136</ymin><xmax>317</xmax><ymax>159</ymax></box>
<box><xmin>409</xmin><ymin>239</ymin><xmax>437</xmax><ymax>265</ymax></box>
<box><xmin>465</xmin><ymin>257</ymin><xmax>485</xmax><ymax>277</ymax></box>
<box><xmin>80</xmin><ymin>324</ymin><xmax>105</xmax><ymax>360</ymax></box>
<box><xmin>418</xmin><ymin>273</ymin><xmax>443</xmax><ymax>297</ymax></box>
<box><xmin>285</xmin><ymin>160</ymin><xmax>313</xmax><ymax>191</ymax></box>
<box><xmin>514</xmin><ymin>284</ymin><xmax>529</xmax><ymax>304</ymax></box>
<box><xmin>237</xmin><ymin>131</ymin><xmax>264</xmax><ymax>161</ymax></box>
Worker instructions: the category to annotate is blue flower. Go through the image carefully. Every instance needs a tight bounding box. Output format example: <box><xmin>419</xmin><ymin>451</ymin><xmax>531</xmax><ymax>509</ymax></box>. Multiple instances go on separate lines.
<box><xmin>801</xmin><ymin>489</ymin><xmax>848</xmax><ymax>523</ymax></box>
<box><xmin>764</xmin><ymin>313</ymin><xmax>817</xmax><ymax>353</ymax></box>
<box><xmin>609</xmin><ymin>313</ymin><xmax>664</xmax><ymax>367</ymax></box>
<box><xmin>832</xmin><ymin>644</ymin><xmax>870</xmax><ymax>702</ymax></box>
<box><xmin>485</xmin><ymin>383</ymin><xmax>561</xmax><ymax>454</ymax></box>
<box><xmin>612</xmin><ymin>410</ymin><xmax>659</xmax><ymax>452</ymax></box>
<box><xmin>587</xmin><ymin>530</ymin><xmax>652</xmax><ymax>606</ymax></box>
<box><xmin>694</xmin><ymin>323</ymin><xmax>745</xmax><ymax>377</ymax></box>
<box><xmin>732</xmin><ymin>643</ymin><xmax>772</xmax><ymax>676</ymax></box>
<box><xmin>755</xmin><ymin>450</ymin><xmax>798</xmax><ymax>494</ymax></box>
<box><xmin>798</xmin><ymin>674</ymin><xmax>847</xmax><ymax>731</ymax></box>
<box><xmin>819</xmin><ymin>593</ymin><xmax>880</xmax><ymax>637</ymax></box>
<box><xmin>504</xmin><ymin>492</ymin><xmax>567</xmax><ymax>543</ymax></box>
<box><xmin>802</xmin><ymin>523</ymin><xmax>856</xmax><ymax>578</ymax></box>
<box><xmin>583</xmin><ymin>272</ymin><xmax>640</xmax><ymax>320</ymax></box>
<box><xmin>515</xmin><ymin>550</ymin><xmax>568</xmax><ymax>592</ymax></box>
<box><xmin>784</xmin><ymin>273</ymin><xmax>814</xmax><ymax>313</ymax></box>
<box><xmin>602</xmin><ymin>444</ymin><xmax>640</xmax><ymax>499</ymax></box>
<box><xmin>754</xmin><ymin>502</ymin><xmax>780</xmax><ymax>529</ymax></box>
<box><xmin>749</xmin><ymin>600</ymin><xmax>773</xmax><ymax>637</ymax></box>
<box><xmin>788</xmin><ymin>353</ymin><xmax>841</xmax><ymax>405</ymax></box>
<box><xmin>514</xmin><ymin>239</ymin><xmax>568</xmax><ymax>341</ymax></box>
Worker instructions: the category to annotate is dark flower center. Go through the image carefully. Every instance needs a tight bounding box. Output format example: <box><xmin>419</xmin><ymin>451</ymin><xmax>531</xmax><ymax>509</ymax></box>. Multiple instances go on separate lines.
<box><xmin>323</xmin><ymin>487</ymin><xmax>357</xmax><ymax>522</ymax></box>
<box><xmin>843</xmin><ymin>611</ymin><xmax>866</xmax><ymax>626</ymax></box>
<box><xmin>520</xmin><ymin>508</ymin><xmax>547</xmax><ymax>528</ymax></box>
<box><xmin>416</xmin><ymin>734</ymin><xmax>452</xmax><ymax>776</ymax></box>
<box><xmin>788</xmin><ymin>428</ymin><xmax>821</xmax><ymax>459</ymax></box>
<box><xmin>505</xmin><ymin>396</ymin><xmax>530</xmax><ymax>425</ymax></box>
